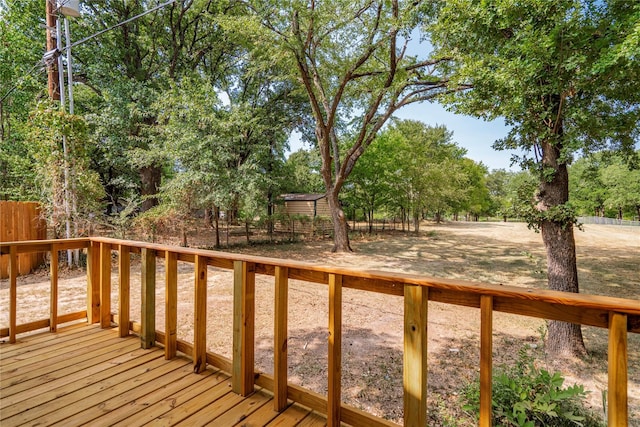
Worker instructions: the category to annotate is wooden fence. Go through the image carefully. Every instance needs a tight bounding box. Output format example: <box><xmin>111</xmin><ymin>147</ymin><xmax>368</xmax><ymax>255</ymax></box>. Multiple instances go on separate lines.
<box><xmin>0</xmin><ymin>201</ymin><xmax>46</xmax><ymax>278</ymax></box>
<box><xmin>1</xmin><ymin>237</ymin><xmax>638</xmax><ymax>427</ymax></box>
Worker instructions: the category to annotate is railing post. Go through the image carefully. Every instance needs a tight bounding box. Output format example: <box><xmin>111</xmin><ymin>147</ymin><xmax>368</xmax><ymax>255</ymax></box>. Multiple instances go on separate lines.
<box><xmin>100</xmin><ymin>242</ymin><xmax>111</xmax><ymax>328</ymax></box>
<box><xmin>608</xmin><ymin>311</ymin><xmax>628</xmax><ymax>426</ymax></box>
<box><xmin>118</xmin><ymin>245</ymin><xmax>130</xmax><ymax>337</ymax></box>
<box><xmin>141</xmin><ymin>248</ymin><xmax>156</xmax><ymax>349</ymax></box>
<box><xmin>233</xmin><ymin>260</ymin><xmax>255</xmax><ymax>396</ymax></box>
<box><xmin>404</xmin><ymin>284</ymin><xmax>428</xmax><ymax>427</ymax></box>
<box><xmin>86</xmin><ymin>240</ymin><xmax>100</xmax><ymax>324</ymax></box>
<box><xmin>328</xmin><ymin>273</ymin><xmax>343</xmax><ymax>427</ymax></box>
<box><xmin>274</xmin><ymin>266</ymin><xmax>289</xmax><ymax>412</ymax></box>
<box><xmin>480</xmin><ymin>295</ymin><xmax>493</xmax><ymax>427</ymax></box>
<box><xmin>165</xmin><ymin>250</ymin><xmax>178</xmax><ymax>360</ymax></box>
<box><xmin>9</xmin><ymin>245</ymin><xmax>17</xmax><ymax>343</ymax></box>
<box><xmin>193</xmin><ymin>254</ymin><xmax>207</xmax><ymax>373</ymax></box>
<box><xmin>50</xmin><ymin>244</ymin><xmax>58</xmax><ymax>332</ymax></box>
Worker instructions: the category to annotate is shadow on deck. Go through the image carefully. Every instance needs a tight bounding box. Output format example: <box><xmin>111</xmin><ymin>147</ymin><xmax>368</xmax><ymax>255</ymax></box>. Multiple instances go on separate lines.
<box><xmin>0</xmin><ymin>324</ymin><xmax>327</xmax><ymax>427</ymax></box>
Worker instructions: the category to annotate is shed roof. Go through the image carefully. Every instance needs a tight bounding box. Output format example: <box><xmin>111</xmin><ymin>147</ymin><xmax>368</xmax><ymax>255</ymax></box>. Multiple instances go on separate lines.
<box><xmin>280</xmin><ymin>193</ymin><xmax>326</xmax><ymax>202</ymax></box>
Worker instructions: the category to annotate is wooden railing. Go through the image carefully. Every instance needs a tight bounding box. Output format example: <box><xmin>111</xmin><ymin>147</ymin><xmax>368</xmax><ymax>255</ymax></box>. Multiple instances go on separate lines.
<box><xmin>1</xmin><ymin>237</ymin><xmax>638</xmax><ymax>427</ymax></box>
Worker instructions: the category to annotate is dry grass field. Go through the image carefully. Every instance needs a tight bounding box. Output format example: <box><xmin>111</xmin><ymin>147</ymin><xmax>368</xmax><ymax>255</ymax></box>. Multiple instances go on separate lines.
<box><xmin>2</xmin><ymin>221</ymin><xmax>638</xmax><ymax>425</ymax></box>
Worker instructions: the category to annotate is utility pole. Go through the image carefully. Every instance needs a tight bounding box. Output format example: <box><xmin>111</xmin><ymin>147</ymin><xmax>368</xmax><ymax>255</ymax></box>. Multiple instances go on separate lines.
<box><xmin>45</xmin><ymin>0</ymin><xmax>60</xmax><ymax>100</ymax></box>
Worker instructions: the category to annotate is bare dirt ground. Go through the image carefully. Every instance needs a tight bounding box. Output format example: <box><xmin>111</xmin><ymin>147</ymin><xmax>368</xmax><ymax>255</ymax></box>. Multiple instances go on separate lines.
<box><xmin>1</xmin><ymin>221</ymin><xmax>638</xmax><ymax>425</ymax></box>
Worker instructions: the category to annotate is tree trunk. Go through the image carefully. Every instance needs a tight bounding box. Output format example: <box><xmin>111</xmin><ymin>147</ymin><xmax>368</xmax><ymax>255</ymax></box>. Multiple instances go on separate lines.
<box><xmin>538</xmin><ymin>139</ymin><xmax>587</xmax><ymax>357</ymax></box>
<box><xmin>204</xmin><ymin>208</ymin><xmax>213</xmax><ymax>228</ymax></box>
<box><xmin>181</xmin><ymin>225</ymin><xmax>187</xmax><ymax>247</ymax></box>
<box><xmin>213</xmin><ymin>205</ymin><xmax>220</xmax><ymax>249</ymax></box>
<box><xmin>413</xmin><ymin>213</ymin><xmax>420</xmax><ymax>233</ymax></box>
<box><xmin>139</xmin><ymin>165</ymin><xmax>161</xmax><ymax>212</ymax></box>
<box><xmin>267</xmin><ymin>192</ymin><xmax>275</xmax><ymax>237</ymax></box>
<box><xmin>327</xmin><ymin>190</ymin><xmax>351</xmax><ymax>252</ymax></box>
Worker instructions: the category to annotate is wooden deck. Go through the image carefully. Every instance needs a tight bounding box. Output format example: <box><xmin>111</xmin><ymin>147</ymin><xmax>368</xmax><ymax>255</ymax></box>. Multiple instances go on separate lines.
<box><xmin>0</xmin><ymin>324</ymin><xmax>327</xmax><ymax>427</ymax></box>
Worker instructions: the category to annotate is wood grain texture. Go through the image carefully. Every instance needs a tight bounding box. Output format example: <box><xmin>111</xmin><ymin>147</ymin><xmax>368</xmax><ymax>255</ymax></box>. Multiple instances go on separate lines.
<box><xmin>118</xmin><ymin>245</ymin><xmax>130</xmax><ymax>337</ymax></box>
<box><xmin>233</xmin><ymin>260</ymin><xmax>256</xmax><ymax>396</ymax></box>
<box><xmin>480</xmin><ymin>296</ymin><xmax>493</xmax><ymax>427</ymax></box>
<box><xmin>328</xmin><ymin>273</ymin><xmax>342</xmax><ymax>427</ymax></box>
<box><xmin>193</xmin><ymin>254</ymin><xmax>208</xmax><ymax>373</ymax></box>
<box><xmin>50</xmin><ymin>244</ymin><xmax>59</xmax><ymax>332</ymax></box>
<box><xmin>404</xmin><ymin>284</ymin><xmax>427</xmax><ymax>427</ymax></box>
<box><xmin>608</xmin><ymin>312</ymin><xmax>628</xmax><ymax>427</ymax></box>
<box><xmin>9</xmin><ymin>245</ymin><xmax>17</xmax><ymax>343</ymax></box>
<box><xmin>165</xmin><ymin>250</ymin><xmax>178</xmax><ymax>360</ymax></box>
<box><xmin>86</xmin><ymin>241</ymin><xmax>100</xmax><ymax>324</ymax></box>
<box><xmin>0</xmin><ymin>202</ymin><xmax>47</xmax><ymax>278</ymax></box>
<box><xmin>141</xmin><ymin>248</ymin><xmax>156</xmax><ymax>349</ymax></box>
<box><xmin>274</xmin><ymin>266</ymin><xmax>289</xmax><ymax>412</ymax></box>
<box><xmin>100</xmin><ymin>242</ymin><xmax>112</xmax><ymax>328</ymax></box>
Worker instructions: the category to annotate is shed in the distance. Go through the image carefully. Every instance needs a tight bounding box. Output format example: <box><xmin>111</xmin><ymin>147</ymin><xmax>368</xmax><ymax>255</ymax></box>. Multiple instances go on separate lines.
<box><xmin>279</xmin><ymin>193</ymin><xmax>331</xmax><ymax>218</ymax></box>
<box><xmin>276</xmin><ymin>194</ymin><xmax>332</xmax><ymax>237</ymax></box>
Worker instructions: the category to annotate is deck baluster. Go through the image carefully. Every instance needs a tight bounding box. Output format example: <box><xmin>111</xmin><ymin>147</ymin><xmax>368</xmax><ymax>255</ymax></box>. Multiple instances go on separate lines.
<box><xmin>480</xmin><ymin>295</ymin><xmax>494</xmax><ymax>426</ymax></box>
<box><xmin>608</xmin><ymin>311</ymin><xmax>628</xmax><ymax>426</ymax></box>
<box><xmin>328</xmin><ymin>273</ymin><xmax>343</xmax><ymax>427</ymax></box>
<box><xmin>118</xmin><ymin>245</ymin><xmax>130</xmax><ymax>337</ymax></box>
<box><xmin>50</xmin><ymin>243</ymin><xmax>58</xmax><ymax>332</ymax></box>
<box><xmin>86</xmin><ymin>240</ymin><xmax>100</xmax><ymax>324</ymax></box>
<box><xmin>9</xmin><ymin>245</ymin><xmax>17</xmax><ymax>343</ymax></box>
<box><xmin>233</xmin><ymin>260</ymin><xmax>255</xmax><ymax>395</ymax></box>
<box><xmin>193</xmin><ymin>254</ymin><xmax>207</xmax><ymax>373</ymax></box>
<box><xmin>141</xmin><ymin>248</ymin><xmax>156</xmax><ymax>348</ymax></box>
<box><xmin>274</xmin><ymin>265</ymin><xmax>289</xmax><ymax>411</ymax></box>
<box><xmin>100</xmin><ymin>242</ymin><xmax>111</xmax><ymax>328</ymax></box>
<box><xmin>403</xmin><ymin>284</ymin><xmax>428</xmax><ymax>427</ymax></box>
<box><xmin>165</xmin><ymin>250</ymin><xmax>178</xmax><ymax>359</ymax></box>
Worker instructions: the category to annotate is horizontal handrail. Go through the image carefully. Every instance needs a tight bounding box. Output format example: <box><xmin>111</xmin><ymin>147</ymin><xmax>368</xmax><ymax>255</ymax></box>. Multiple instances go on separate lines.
<box><xmin>1</xmin><ymin>237</ymin><xmax>637</xmax><ymax>427</ymax></box>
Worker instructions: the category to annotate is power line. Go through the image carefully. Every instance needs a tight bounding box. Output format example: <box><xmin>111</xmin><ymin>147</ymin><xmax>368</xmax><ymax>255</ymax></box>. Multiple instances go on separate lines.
<box><xmin>0</xmin><ymin>0</ymin><xmax>177</xmax><ymax>103</ymax></box>
<box><xmin>69</xmin><ymin>0</ymin><xmax>176</xmax><ymax>50</ymax></box>
<box><xmin>0</xmin><ymin>61</ymin><xmax>46</xmax><ymax>104</ymax></box>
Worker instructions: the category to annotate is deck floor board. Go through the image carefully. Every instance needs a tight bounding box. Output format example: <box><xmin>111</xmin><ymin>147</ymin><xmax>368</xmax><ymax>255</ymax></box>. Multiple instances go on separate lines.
<box><xmin>0</xmin><ymin>324</ymin><xmax>327</xmax><ymax>427</ymax></box>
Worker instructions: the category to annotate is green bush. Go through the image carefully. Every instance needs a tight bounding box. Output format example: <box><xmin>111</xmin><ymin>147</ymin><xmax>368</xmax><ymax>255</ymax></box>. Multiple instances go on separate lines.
<box><xmin>462</xmin><ymin>348</ymin><xmax>604</xmax><ymax>426</ymax></box>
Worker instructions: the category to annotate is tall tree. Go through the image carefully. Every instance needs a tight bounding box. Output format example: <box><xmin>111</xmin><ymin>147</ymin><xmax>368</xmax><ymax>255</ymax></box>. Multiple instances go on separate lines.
<box><xmin>568</xmin><ymin>155</ymin><xmax>609</xmax><ymax>217</ymax></box>
<box><xmin>431</xmin><ymin>0</ymin><xmax>640</xmax><ymax>356</ymax></box>
<box><xmin>388</xmin><ymin>121</ymin><xmax>467</xmax><ymax>230</ymax></box>
<box><xmin>458</xmin><ymin>159</ymin><xmax>491</xmax><ymax>222</ymax></box>
<box><xmin>343</xmin><ymin>132</ymin><xmax>398</xmax><ymax>233</ymax></box>
<box><xmin>240</xmin><ymin>0</ymin><xmax>459</xmax><ymax>251</ymax></box>
<box><xmin>74</xmin><ymin>0</ymin><xmax>235</xmax><ymax>212</ymax></box>
<box><xmin>601</xmin><ymin>155</ymin><xmax>640</xmax><ymax>220</ymax></box>
<box><xmin>0</xmin><ymin>0</ymin><xmax>47</xmax><ymax>200</ymax></box>
<box><xmin>283</xmin><ymin>149</ymin><xmax>324</xmax><ymax>194</ymax></box>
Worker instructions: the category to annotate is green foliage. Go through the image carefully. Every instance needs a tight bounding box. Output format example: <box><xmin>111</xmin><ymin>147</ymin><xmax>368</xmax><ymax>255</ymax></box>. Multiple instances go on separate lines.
<box><xmin>345</xmin><ymin>120</ymin><xmax>480</xmax><ymax>228</ymax></box>
<box><xmin>283</xmin><ymin>149</ymin><xmax>325</xmax><ymax>194</ymax></box>
<box><xmin>462</xmin><ymin>348</ymin><xmax>604</xmax><ymax>427</ymax></box>
<box><xmin>235</xmin><ymin>0</ymin><xmax>456</xmax><ymax>250</ymax></box>
<box><xmin>26</xmin><ymin>103</ymin><xmax>104</xmax><ymax>232</ymax></box>
<box><xmin>569</xmin><ymin>152</ymin><xmax>640</xmax><ymax>219</ymax></box>
<box><xmin>431</xmin><ymin>0</ymin><xmax>639</xmax><ymax>159</ymax></box>
<box><xmin>430</xmin><ymin>0</ymin><xmax>640</xmax><ymax>225</ymax></box>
